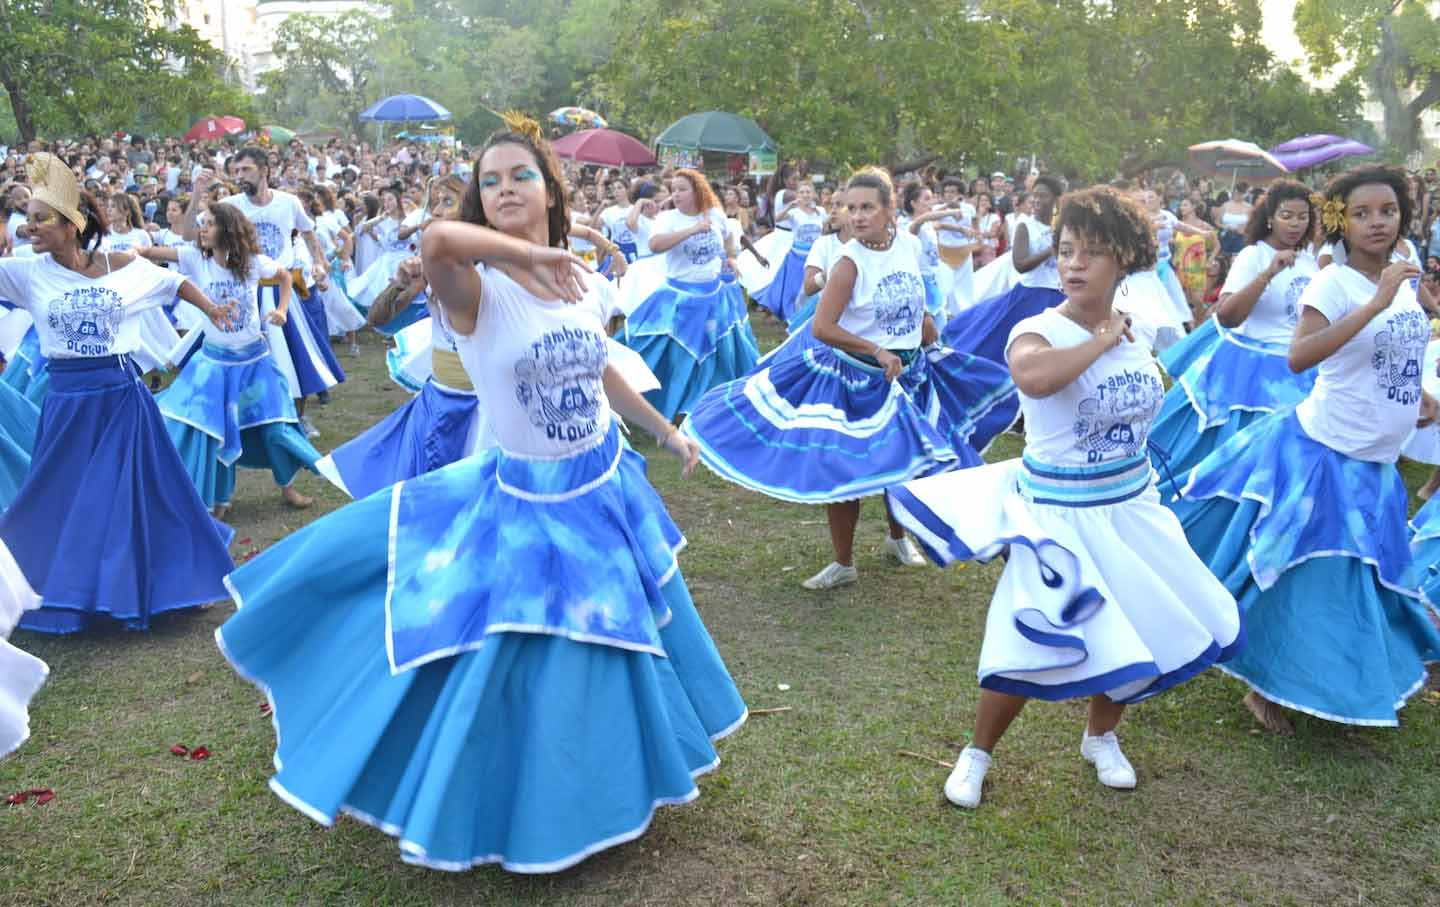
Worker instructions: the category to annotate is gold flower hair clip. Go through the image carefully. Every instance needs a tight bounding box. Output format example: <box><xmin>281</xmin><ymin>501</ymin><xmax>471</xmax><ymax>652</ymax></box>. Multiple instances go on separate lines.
<box><xmin>501</xmin><ymin>110</ymin><xmax>546</xmax><ymax>146</ymax></box>
<box><xmin>1320</xmin><ymin>197</ymin><xmax>1347</xmax><ymax>235</ymax></box>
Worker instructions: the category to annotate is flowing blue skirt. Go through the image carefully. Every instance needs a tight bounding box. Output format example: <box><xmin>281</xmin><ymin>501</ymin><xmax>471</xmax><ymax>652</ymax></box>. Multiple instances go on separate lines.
<box><xmin>622</xmin><ymin>277</ymin><xmax>760</xmax><ymax>420</ymax></box>
<box><xmin>1</xmin><ymin>328</ymin><xmax>50</xmax><ymax>406</ymax></box>
<box><xmin>159</xmin><ymin>342</ymin><xmax>322</xmax><ymax>508</ymax></box>
<box><xmin>373</xmin><ymin>300</ymin><xmax>429</xmax><ymax>338</ymax></box>
<box><xmin>941</xmin><ymin>283</ymin><xmax>1064</xmax><ymax>364</ymax></box>
<box><xmin>7</xmin><ymin>356</ymin><xmax>234</xmax><ymax>634</ymax></box>
<box><xmin>1158</xmin><ymin>315</ymin><xmax>1221</xmax><ymax>378</ymax></box>
<box><xmin>1173</xmin><ymin>410</ymin><xmax>1440</xmax><ymax>725</ymax></box>
<box><xmin>682</xmin><ymin>344</ymin><xmax>1017</xmax><ymax>503</ymax></box>
<box><xmin>754</xmin><ymin>245</ymin><xmax>809</xmax><ymax>322</ymax></box>
<box><xmin>217</xmin><ymin>423</ymin><xmax>746</xmax><ymax>872</ymax></box>
<box><xmin>1148</xmin><ymin>327</ymin><xmax>1315</xmax><ymax>498</ymax></box>
<box><xmin>0</xmin><ymin>379</ymin><xmax>37</xmax><ymax>512</ymax></box>
<box><xmin>316</xmin><ymin>378</ymin><xmax>480</xmax><ymax>499</ymax></box>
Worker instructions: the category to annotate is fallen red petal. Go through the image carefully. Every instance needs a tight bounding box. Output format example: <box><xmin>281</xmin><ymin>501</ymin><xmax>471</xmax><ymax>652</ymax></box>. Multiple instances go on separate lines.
<box><xmin>6</xmin><ymin>792</ymin><xmax>28</xmax><ymax>805</ymax></box>
<box><xmin>33</xmin><ymin>790</ymin><xmax>53</xmax><ymax>805</ymax></box>
<box><xmin>237</xmin><ymin>537</ymin><xmax>252</xmax><ymax>546</ymax></box>
<box><xmin>170</xmin><ymin>744</ymin><xmax>189</xmax><ymax>756</ymax></box>
<box><xmin>189</xmin><ymin>746</ymin><xmax>210</xmax><ymax>761</ymax></box>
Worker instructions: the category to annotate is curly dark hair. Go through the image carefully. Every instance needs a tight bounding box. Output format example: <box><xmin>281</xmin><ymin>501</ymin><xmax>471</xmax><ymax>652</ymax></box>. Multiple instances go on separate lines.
<box><xmin>1319</xmin><ymin>164</ymin><xmax>1413</xmax><ymax>248</ymax></box>
<box><xmin>458</xmin><ymin>126</ymin><xmax>570</xmax><ymax>249</ymax></box>
<box><xmin>1054</xmin><ymin>186</ymin><xmax>1157</xmax><ymax>275</ymax></box>
<box><xmin>204</xmin><ymin>201</ymin><xmax>260</xmax><ymax>284</ymax></box>
<box><xmin>1242</xmin><ymin>179</ymin><xmax>1316</xmax><ymax>248</ymax></box>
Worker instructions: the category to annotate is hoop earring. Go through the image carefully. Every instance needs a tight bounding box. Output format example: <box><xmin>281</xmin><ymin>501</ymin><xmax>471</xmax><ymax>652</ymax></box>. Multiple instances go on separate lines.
<box><xmin>1120</xmin><ymin>280</ymin><xmax>1129</xmax><ymax>297</ymax></box>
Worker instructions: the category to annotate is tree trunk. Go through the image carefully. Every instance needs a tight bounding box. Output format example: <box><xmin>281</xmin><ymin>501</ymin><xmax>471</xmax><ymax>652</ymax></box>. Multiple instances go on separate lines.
<box><xmin>0</xmin><ymin>76</ymin><xmax>36</xmax><ymax>144</ymax></box>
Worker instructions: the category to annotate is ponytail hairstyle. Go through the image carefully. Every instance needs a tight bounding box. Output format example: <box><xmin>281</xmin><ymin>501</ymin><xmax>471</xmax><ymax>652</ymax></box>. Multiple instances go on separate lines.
<box><xmin>901</xmin><ymin>181</ymin><xmax>929</xmax><ymax>216</ymax></box>
<box><xmin>76</xmin><ymin>189</ymin><xmax>109</xmax><ymax>252</ymax></box>
<box><xmin>458</xmin><ymin>110</ymin><xmax>570</xmax><ymax>248</ymax></box>
<box><xmin>204</xmin><ymin>201</ymin><xmax>260</xmax><ymax>284</ymax></box>
<box><xmin>846</xmin><ymin>166</ymin><xmax>895</xmax><ymax>208</ymax></box>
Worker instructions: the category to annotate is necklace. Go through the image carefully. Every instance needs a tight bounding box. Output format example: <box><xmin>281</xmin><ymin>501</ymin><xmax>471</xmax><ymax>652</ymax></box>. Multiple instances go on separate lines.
<box><xmin>858</xmin><ymin>228</ymin><xmax>893</xmax><ymax>251</ymax></box>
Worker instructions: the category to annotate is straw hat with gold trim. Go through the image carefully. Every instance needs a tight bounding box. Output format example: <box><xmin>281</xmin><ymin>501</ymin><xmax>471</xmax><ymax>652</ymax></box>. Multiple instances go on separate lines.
<box><xmin>26</xmin><ymin>152</ymin><xmax>86</xmax><ymax>232</ymax></box>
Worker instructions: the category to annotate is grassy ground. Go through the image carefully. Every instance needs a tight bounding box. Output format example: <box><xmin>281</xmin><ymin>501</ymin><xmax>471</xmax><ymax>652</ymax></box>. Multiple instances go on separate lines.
<box><xmin>1</xmin><ymin>319</ymin><xmax>1438</xmax><ymax>907</ymax></box>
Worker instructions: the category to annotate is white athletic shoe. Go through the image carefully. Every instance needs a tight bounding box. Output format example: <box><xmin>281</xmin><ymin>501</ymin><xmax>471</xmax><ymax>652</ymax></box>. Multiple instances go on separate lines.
<box><xmin>300</xmin><ymin>416</ymin><xmax>320</xmax><ymax>439</ymax></box>
<box><xmin>885</xmin><ymin>535</ymin><xmax>926</xmax><ymax>567</ymax></box>
<box><xmin>801</xmin><ymin>561</ymin><xmax>859</xmax><ymax>590</ymax></box>
<box><xmin>944</xmin><ymin>746</ymin><xmax>991</xmax><ymax>808</ymax></box>
<box><xmin>1080</xmin><ymin>731</ymin><xmax>1137</xmax><ymax>789</ymax></box>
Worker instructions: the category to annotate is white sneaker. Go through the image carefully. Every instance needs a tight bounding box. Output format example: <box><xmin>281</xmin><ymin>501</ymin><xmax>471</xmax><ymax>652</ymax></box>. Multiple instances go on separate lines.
<box><xmin>801</xmin><ymin>561</ymin><xmax>858</xmax><ymax>590</ymax></box>
<box><xmin>300</xmin><ymin>417</ymin><xmax>320</xmax><ymax>439</ymax></box>
<box><xmin>1080</xmin><ymin>731</ymin><xmax>1137</xmax><ymax>789</ymax></box>
<box><xmin>944</xmin><ymin>746</ymin><xmax>991</xmax><ymax>808</ymax></box>
<box><xmin>885</xmin><ymin>535</ymin><xmax>926</xmax><ymax>567</ymax></box>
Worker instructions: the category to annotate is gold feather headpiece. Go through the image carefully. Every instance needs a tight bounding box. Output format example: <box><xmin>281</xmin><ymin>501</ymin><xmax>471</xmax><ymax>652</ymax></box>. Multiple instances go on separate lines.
<box><xmin>501</xmin><ymin>110</ymin><xmax>546</xmax><ymax>146</ymax></box>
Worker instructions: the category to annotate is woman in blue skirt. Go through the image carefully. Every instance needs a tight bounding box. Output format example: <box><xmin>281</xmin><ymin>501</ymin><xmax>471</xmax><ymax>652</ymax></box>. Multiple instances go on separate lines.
<box><xmin>754</xmin><ymin>180</ymin><xmax>826</xmax><ymax>322</ymax></box>
<box><xmin>140</xmin><ymin>202</ymin><xmax>322</xmax><ymax>517</ymax></box>
<box><xmin>887</xmin><ymin>186</ymin><xmax>1240</xmax><ymax>808</ymax></box>
<box><xmin>683</xmin><ymin>168</ymin><xmax>1018</xmax><ymax>590</ymax></box>
<box><xmin>1175</xmin><ymin>165</ymin><xmax>1440</xmax><ymax>732</ymax></box>
<box><xmin>941</xmin><ymin>176</ymin><xmax>1064</xmax><ymax>363</ymax></box>
<box><xmin>216</xmin><ymin>113</ymin><xmax>746</xmax><ymax>873</ymax></box>
<box><xmin>621</xmin><ymin>169</ymin><xmax>760</xmax><ymax>420</ymax></box>
<box><xmin>1148</xmin><ymin>181</ymin><xmax>1319</xmax><ymax>495</ymax></box>
<box><xmin>0</xmin><ymin>154</ymin><xmax>236</xmax><ymax>634</ymax></box>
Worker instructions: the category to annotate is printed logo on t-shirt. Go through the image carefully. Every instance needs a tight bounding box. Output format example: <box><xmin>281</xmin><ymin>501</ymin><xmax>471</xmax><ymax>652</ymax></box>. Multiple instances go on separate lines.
<box><xmin>1371</xmin><ymin>308</ymin><xmax>1427</xmax><ymax>405</ymax></box>
<box><xmin>1282</xmin><ymin>275</ymin><xmax>1311</xmax><ymax>325</ymax></box>
<box><xmin>513</xmin><ymin>325</ymin><xmax>608</xmax><ymax>444</ymax></box>
<box><xmin>47</xmin><ymin>286</ymin><xmax>125</xmax><ymax>356</ymax></box>
<box><xmin>1072</xmin><ymin>368</ymin><xmax>1164</xmax><ymax>462</ymax></box>
<box><xmin>207</xmin><ymin>278</ymin><xmax>252</xmax><ymax>333</ymax></box>
<box><xmin>681</xmin><ymin>228</ymin><xmax>721</xmax><ymax>266</ymax></box>
<box><xmin>873</xmin><ymin>270</ymin><xmax>925</xmax><ymax>338</ymax></box>
<box><xmin>796</xmin><ymin>223</ymin><xmax>822</xmax><ymax>245</ymax></box>
<box><xmin>254</xmin><ymin>221</ymin><xmax>286</xmax><ymax>260</ymax></box>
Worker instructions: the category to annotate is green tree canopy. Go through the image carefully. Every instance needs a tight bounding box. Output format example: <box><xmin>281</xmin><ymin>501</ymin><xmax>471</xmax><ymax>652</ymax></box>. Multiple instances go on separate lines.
<box><xmin>0</xmin><ymin>0</ymin><xmax>253</xmax><ymax>144</ymax></box>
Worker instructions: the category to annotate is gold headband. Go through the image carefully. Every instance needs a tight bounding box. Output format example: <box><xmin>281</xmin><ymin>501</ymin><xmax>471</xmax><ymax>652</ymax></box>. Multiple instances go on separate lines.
<box><xmin>501</xmin><ymin>110</ymin><xmax>546</xmax><ymax>147</ymax></box>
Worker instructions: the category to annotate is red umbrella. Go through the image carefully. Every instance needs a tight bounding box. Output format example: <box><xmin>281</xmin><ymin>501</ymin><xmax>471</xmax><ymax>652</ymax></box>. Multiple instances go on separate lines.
<box><xmin>551</xmin><ymin>128</ymin><xmax>656</xmax><ymax>167</ymax></box>
<box><xmin>184</xmin><ymin>116</ymin><xmax>247</xmax><ymax>143</ymax></box>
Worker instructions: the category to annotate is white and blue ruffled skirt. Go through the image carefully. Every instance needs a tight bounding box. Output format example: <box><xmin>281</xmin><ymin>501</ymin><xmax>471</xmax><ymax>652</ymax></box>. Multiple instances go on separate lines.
<box><xmin>2</xmin><ymin>326</ymin><xmax>50</xmax><ymax>405</ymax></box>
<box><xmin>940</xmin><ymin>282</ymin><xmax>1064</xmax><ymax>364</ymax></box>
<box><xmin>754</xmin><ymin>240</ymin><xmax>810</xmax><ymax>323</ymax></box>
<box><xmin>3</xmin><ymin>355</ymin><xmax>234</xmax><ymax>634</ymax></box>
<box><xmin>1148</xmin><ymin>321</ymin><xmax>1315</xmax><ymax>498</ymax></box>
<box><xmin>217</xmin><ymin>421</ymin><xmax>746</xmax><ymax>872</ymax></box>
<box><xmin>887</xmin><ymin>454</ymin><xmax>1241</xmax><ymax>701</ymax></box>
<box><xmin>346</xmin><ymin>249</ymin><xmax>411</xmax><ymax>312</ymax></box>
<box><xmin>1173</xmin><ymin>409</ymin><xmax>1440</xmax><ymax>725</ymax></box>
<box><xmin>681</xmin><ymin>342</ymin><xmax>1018</xmax><ymax>504</ymax></box>
<box><xmin>158</xmin><ymin>339</ymin><xmax>322</xmax><ymax>508</ymax></box>
<box><xmin>258</xmin><ymin>283</ymin><xmax>345</xmax><ymax>399</ymax></box>
<box><xmin>622</xmin><ymin>275</ymin><xmax>760</xmax><ymax>420</ymax></box>
<box><xmin>0</xmin><ymin>546</ymin><xmax>44</xmax><ymax>758</ymax></box>
<box><xmin>0</xmin><ymin>377</ymin><xmax>37</xmax><ymax>512</ymax></box>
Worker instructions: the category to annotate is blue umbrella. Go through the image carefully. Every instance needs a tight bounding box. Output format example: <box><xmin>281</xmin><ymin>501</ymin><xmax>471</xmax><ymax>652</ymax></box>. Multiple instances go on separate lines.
<box><xmin>359</xmin><ymin>94</ymin><xmax>453</xmax><ymax>122</ymax></box>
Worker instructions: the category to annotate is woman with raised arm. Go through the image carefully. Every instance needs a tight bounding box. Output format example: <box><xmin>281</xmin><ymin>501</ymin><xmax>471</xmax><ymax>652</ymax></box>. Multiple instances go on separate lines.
<box><xmin>215</xmin><ymin>114</ymin><xmax>746</xmax><ymax>874</ymax></box>
<box><xmin>1148</xmin><ymin>181</ymin><xmax>1319</xmax><ymax>493</ymax></box>
<box><xmin>140</xmin><ymin>202</ymin><xmax>321</xmax><ymax>517</ymax></box>
<box><xmin>1176</xmin><ymin>165</ymin><xmax>1440</xmax><ymax>733</ymax></box>
<box><xmin>887</xmin><ymin>187</ymin><xmax>1240</xmax><ymax>809</ymax></box>
<box><xmin>0</xmin><ymin>154</ymin><xmax>236</xmax><ymax>634</ymax></box>
<box><xmin>682</xmin><ymin>169</ymin><xmax>1017</xmax><ymax>590</ymax></box>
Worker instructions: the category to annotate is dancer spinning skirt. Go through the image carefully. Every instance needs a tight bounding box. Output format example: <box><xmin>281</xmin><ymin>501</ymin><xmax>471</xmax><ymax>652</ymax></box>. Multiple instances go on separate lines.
<box><xmin>1148</xmin><ymin>182</ymin><xmax>1319</xmax><ymax>495</ymax></box>
<box><xmin>0</xmin><ymin>372</ymin><xmax>37</xmax><ymax>512</ymax></box>
<box><xmin>0</xmin><ymin>155</ymin><xmax>235</xmax><ymax>634</ymax></box>
<box><xmin>149</xmin><ymin>206</ymin><xmax>322</xmax><ymax>514</ymax></box>
<box><xmin>942</xmin><ymin>177</ymin><xmax>1064</xmax><ymax>364</ymax></box>
<box><xmin>684</xmin><ymin>169</ymin><xmax>1018</xmax><ymax>590</ymax></box>
<box><xmin>320</xmin><ymin>265</ymin><xmax>485</xmax><ymax>499</ymax></box>
<box><xmin>345</xmin><ymin>185</ymin><xmax>414</xmax><ymax>311</ymax></box>
<box><xmin>1174</xmin><ymin>166</ymin><xmax>1440</xmax><ymax>732</ymax></box>
<box><xmin>785</xmin><ymin>192</ymin><xmax>850</xmax><ymax>334</ymax></box>
<box><xmin>217</xmin><ymin>118</ymin><xmax>745</xmax><ymax>872</ymax></box>
<box><xmin>886</xmin><ymin>187</ymin><xmax>1240</xmax><ymax>809</ymax></box>
<box><xmin>0</xmin><ymin>550</ymin><xmax>44</xmax><ymax>757</ymax></box>
<box><xmin>622</xmin><ymin>169</ymin><xmax>759</xmax><ymax>420</ymax></box>
<box><xmin>753</xmin><ymin>183</ymin><xmax>825</xmax><ymax>322</ymax></box>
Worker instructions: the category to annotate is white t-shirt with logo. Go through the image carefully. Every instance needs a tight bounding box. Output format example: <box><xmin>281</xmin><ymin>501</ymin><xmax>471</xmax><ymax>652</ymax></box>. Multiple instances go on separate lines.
<box><xmin>222</xmin><ymin>191</ymin><xmax>314</xmax><ymax>269</ymax></box>
<box><xmin>652</xmin><ymin>208</ymin><xmax>727</xmax><ymax>283</ymax></box>
<box><xmin>1295</xmin><ymin>265</ymin><xmax>1428</xmax><ymax>463</ymax></box>
<box><xmin>175</xmin><ymin>246</ymin><xmax>281</xmax><ymax>350</ymax></box>
<box><xmin>1219</xmin><ymin>242</ymin><xmax>1317</xmax><ymax>344</ymax></box>
<box><xmin>600</xmin><ymin>205</ymin><xmax>637</xmax><ymax>257</ymax></box>
<box><xmin>449</xmin><ymin>265</ymin><xmax>613</xmax><ymax>458</ymax></box>
<box><xmin>1006</xmin><ymin>307</ymin><xmax>1165</xmax><ymax>467</ymax></box>
<box><xmin>103</xmin><ymin>228</ymin><xmax>153</xmax><ymax>253</ymax></box>
<box><xmin>779</xmin><ymin>206</ymin><xmax>826</xmax><ymax>247</ymax></box>
<box><xmin>0</xmin><ymin>253</ymin><xmax>184</xmax><ymax>359</ymax></box>
<box><xmin>1016</xmin><ymin>220</ymin><xmax>1060</xmax><ymax>289</ymax></box>
<box><xmin>834</xmin><ymin>231</ymin><xmax>927</xmax><ymax>350</ymax></box>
